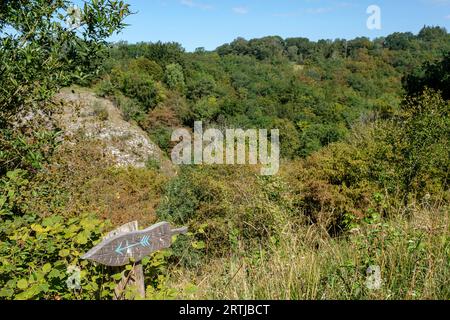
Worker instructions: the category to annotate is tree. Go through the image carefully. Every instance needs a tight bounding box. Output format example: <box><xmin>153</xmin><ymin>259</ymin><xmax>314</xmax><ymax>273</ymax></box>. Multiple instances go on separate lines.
<box><xmin>129</xmin><ymin>57</ymin><xmax>164</xmax><ymax>81</ymax></box>
<box><xmin>113</xmin><ymin>70</ymin><xmax>162</xmax><ymax>110</ymax></box>
<box><xmin>164</xmin><ymin>63</ymin><xmax>185</xmax><ymax>91</ymax></box>
<box><xmin>0</xmin><ymin>0</ymin><xmax>130</xmax><ymax>174</ymax></box>
<box><xmin>271</xmin><ymin>118</ymin><xmax>300</xmax><ymax>158</ymax></box>
<box><xmin>390</xmin><ymin>90</ymin><xmax>450</xmax><ymax>202</ymax></box>
<box><xmin>0</xmin><ymin>0</ymin><xmax>131</xmax><ymax>126</ymax></box>
<box><xmin>404</xmin><ymin>53</ymin><xmax>450</xmax><ymax>100</ymax></box>
<box><xmin>418</xmin><ymin>26</ymin><xmax>447</xmax><ymax>42</ymax></box>
<box><xmin>384</xmin><ymin>32</ymin><xmax>415</xmax><ymax>50</ymax></box>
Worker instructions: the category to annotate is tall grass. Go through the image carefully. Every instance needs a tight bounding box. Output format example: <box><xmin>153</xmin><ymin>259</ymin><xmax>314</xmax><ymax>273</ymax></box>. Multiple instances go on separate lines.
<box><xmin>172</xmin><ymin>203</ymin><xmax>449</xmax><ymax>300</ymax></box>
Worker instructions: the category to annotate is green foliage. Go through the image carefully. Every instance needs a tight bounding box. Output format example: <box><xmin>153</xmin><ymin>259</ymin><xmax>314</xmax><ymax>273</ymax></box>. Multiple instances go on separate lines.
<box><xmin>201</xmin><ymin>205</ymin><xmax>448</xmax><ymax>300</ymax></box>
<box><xmin>157</xmin><ymin>166</ymin><xmax>294</xmax><ymax>256</ymax></box>
<box><xmin>156</xmin><ymin>168</ymin><xmax>200</xmax><ymax>225</ymax></box>
<box><xmin>110</xmin><ymin>41</ymin><xmax>185</xmax><ymax>66</ymax></box>
<box><xmin>0</xmin><ymin>0</ymin><xmax>131</xmax><ymax>125</ymax></box>
<box><xmin>113</xmin><ymin>94</ymin><xmax>146</xmax><ymax>122</ymax></box>
<box><xmin>0</xmin><ymin>166</ymin><xmax>187</xmax><ymax>300</ymax></box>
<box><xmin>0</xmin><ymin>129</ymin><xmax>61</xmax><ymax>175</ymax></box>
<box><xmin>148</xmin><ymin>126</ymin><xmax>173</xmax><ymax>155</ymax></box>
<box><xmin>0</xmin><ymin>211</ymin><xmax>188</xmax><ymax>300</ymax></box>
<box><xmin>0</xmin><ymin>200</ymin><xmax>113</xmax><ymax>300</ymax></box>
<box><xmin>191</xmin><ymin>96</ymin><xmax>220</xmax><ymax>122</ymax></box>
<box><xmin>271</xmin><ymin>118</ymin><xmax>300</xmax><ymax>158</ymax></box>
<box><xmin>186</xmin><ymin>72</ymin><xmax>217</xmax><ymax>101</ymax></box>
<box><xmin>111</xmin><ymin>69</ymin><xmax>163</xmax><ymax>109</ymax></box>
<box><xmin>390</xmin><ymin>90</ymin><xmax>450</xmax><ymax>200</ymax></box>
<box><xmin>404</xmin><ymin>53</ymin><xmax>450</xmax><ymax>100</ymax></box>
<box><xmin>99</xmin><ymin>26</ymin><xmax>448</xmax><ymax>158</ymax></box>
<box><xmin>145</xmin><ymin>157</ymin><xmax>161</xmax><ymax>171</ymax></box>
<box><xmin>129</xmin><ymin>57</ymin><xmax>164</xmax><ymax>81</ymax></box>
<box><xmin>164</xmin><ymin>63</ymin><xmax>186</xmax><ymax>91</ymax></box>
<box><xmin>0</xmin><ymin>170</ymin><xmax>29</xmax><ymax>217</ymax></box>
<box><xmin>2</xmin><ymin>1</ymin><xmax>450</xmax><ymax>299</ymax></box>
<box><xmin>95</xmin><ymin>76</ymin><xmax>116</xmax><ymax>97</ymax></box>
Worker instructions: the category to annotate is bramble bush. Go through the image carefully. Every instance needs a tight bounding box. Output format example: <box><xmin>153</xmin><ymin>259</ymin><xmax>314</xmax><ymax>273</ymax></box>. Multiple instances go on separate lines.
<box><xmin>0</xmin><ymin>169</ymin><xmax>197</xmax><ymax>300</ymax></box>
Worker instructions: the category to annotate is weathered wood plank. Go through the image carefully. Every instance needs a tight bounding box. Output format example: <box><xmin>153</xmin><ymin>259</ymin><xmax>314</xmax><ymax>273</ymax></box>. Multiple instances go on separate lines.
<box><xmin>101</xmin><ymin>221</ymin><xmax>145</xmax><ymax>299</ymax></box>
<box><xmin>82</xmin><ymin>222</ymin><xmax>188</xmax><ymax>267</ymax></box>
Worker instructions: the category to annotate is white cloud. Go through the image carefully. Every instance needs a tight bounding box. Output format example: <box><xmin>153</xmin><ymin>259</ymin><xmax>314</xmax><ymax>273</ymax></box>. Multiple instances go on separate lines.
<box><xmin>180</xmin><ymin>0</ymin><xmax>213</xmax><ymax>10</ymax></box>
<box><xmin>232</xmin><ymin>6</ymin><xmax>249</xmax><ymax>15</ymax></box>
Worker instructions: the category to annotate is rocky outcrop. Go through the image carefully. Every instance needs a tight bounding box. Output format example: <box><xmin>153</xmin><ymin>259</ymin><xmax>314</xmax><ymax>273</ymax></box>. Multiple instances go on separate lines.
<box><xmin>54</xmin><ymin>87</ymin><xmax>175</xmax><ymax>176</ymax></box>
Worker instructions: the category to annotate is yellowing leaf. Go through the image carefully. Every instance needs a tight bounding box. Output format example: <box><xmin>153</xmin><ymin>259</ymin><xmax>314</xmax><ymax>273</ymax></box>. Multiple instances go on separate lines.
<box><xmin>59</xmin><ymin>249</ymin><xmax>70</xmax><ymax>257</ymax></box>
<box><xmin>75</xmin><ymin>233</ymin><xmax>88</xmax><ymax>245</ymax></box>
<box><xmin>42</xmin><ymin>263</ymin><xmax>52</xmax><ymax>274</ymax></box>
<box><xmin>31</xmin><ymin>224</ymin><xmax>47</xmax><ymax>233</ymax></box>
<box><xmin>17</xmin><ymin>279</ymin><xmax>28</xmax><ymax>290</ymax></box>
<box><xmin>192</xmin><ymin>241</ymin><xmax>206</xmax><ymax>250</ymax></box>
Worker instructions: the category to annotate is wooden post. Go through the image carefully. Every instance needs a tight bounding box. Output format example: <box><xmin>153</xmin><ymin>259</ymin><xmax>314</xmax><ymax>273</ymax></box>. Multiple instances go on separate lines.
<box><xmin>103</xmin><ymin>221</ymin><xmax>145</xmax><ymax>300</ymax></box>
<box><xmin>82</xmin><ymin>221</ymin><xmax>188</xmax><ymax>300</ymax></box>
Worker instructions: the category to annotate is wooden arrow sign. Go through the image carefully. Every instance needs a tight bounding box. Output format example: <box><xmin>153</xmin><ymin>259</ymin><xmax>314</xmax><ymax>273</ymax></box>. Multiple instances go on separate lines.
<box><xmin>82</xmin><ymin>222</ymin><xmax>188</xmax><ymax>267</ymax></box>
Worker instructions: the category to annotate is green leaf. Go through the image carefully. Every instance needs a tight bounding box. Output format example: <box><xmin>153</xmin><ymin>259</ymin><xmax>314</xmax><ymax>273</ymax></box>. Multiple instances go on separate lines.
<box><xmin>47</xmin><ymin>269</ymin><xmax>62</xmax><ymax>280</ymax></box>
<box><xmin>75</xmin><ymin>233</ymin><xmax>88</xmax><ymax>245</ymax></box>
<box><xmin>31</xmin><ymin>224</ymin><xmax>47</xmax><ymax>233</ymax></box>
<box><xmin>59</xmin><ymin>249</ymin><xmax>70</xmax><ymax>257</ymax></box>
<box><xmin>17</xmin><ymin>279</ymin><xmax>28</xmax><ymax>290</ymax></box>
<box><xmin>42</xmin><ymin>263</ymin><xmax>52</xmax><ymax>274</ymax></box>
<box><xmin>112</xmin><ymin>273</ymin><xmax>123</xmax><ymax>281</ymax></box>
<box><xmin>192</xmin><ymin>241</ymin><xmax>206</xmax><ymax>250</ymax></box>
<box><xmin>0</xmin><ymin>195</ymin><xmax>6</xmax><ymax>208</ymax></box>
<box><xmin>0</xmin><ymin>288</ymin><xmax>14</xmax><ymax>298</ymax></box>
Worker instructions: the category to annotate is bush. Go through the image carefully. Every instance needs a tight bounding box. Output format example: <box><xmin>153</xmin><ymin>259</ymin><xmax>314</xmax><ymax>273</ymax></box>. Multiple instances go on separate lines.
<box><xmin>0</xmin><ymin>128</ymin><xmax>61</xmax><ymax>176</ymax></box>
<box><xmin>113</xmin><ymin>94</ymin><xmax>146</xmax><ymax>123</ymax></box>
<box><xmin>112</xmin><ymin>69</ymin><xmax>163</xmax><ymax>110</ymax></box>
<box><xmin>164</xmin><ymin>63</ymin><xmax>186</xmax><ymax>91</ymax></box>
<box><xmin>0</xmin><ymin>167</ymin><xmax>189</xmax><ymax>300</ymax></box>
<box><xmin>156</xmin><ymin>166</ymin><xmax>295</xmax><ymax>256</ymax></box>
<box><xmin>129</xmin><ymin>58</ymin><xmax>164</xmax><ymax>81</ymax></box>
<box><xmin>388</xmin><ymin>90</ymin><xmax>450</xmax><ymax>201</ymax></box>
<box><xmin>0</xmin><ymin>212</ymin><xmax>115</xmax><ymax>300</ymax></box>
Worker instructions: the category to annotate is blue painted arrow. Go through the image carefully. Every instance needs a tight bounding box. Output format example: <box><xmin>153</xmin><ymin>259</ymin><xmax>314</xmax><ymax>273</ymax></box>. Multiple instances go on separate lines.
<box><xmin>115</xmin><ymin>236</ymin><xmax>152</xmax><ymax>255</ymax></box>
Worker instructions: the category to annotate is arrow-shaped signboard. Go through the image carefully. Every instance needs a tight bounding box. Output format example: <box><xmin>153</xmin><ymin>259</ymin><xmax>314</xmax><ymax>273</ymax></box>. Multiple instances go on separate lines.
<box><xmin>82</xmin><ymin>222</ymin><xmax>188</xmax><ymax>267</ymax></box>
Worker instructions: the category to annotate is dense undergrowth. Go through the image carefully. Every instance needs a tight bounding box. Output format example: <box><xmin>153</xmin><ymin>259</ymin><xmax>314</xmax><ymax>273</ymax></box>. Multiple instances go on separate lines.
<box><xmin>1</xmin><ymin>0</ymin><xmax>449</xmax><ymax>300</ymax></box>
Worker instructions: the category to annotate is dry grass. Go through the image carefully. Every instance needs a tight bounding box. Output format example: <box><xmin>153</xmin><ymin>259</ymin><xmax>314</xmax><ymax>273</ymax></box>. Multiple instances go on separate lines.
<box><xmin>23</xmin><ymin>139</ymin><xmax>168</xmax><ymax>226</ymax></box>
<box><xmin>169</xmin><ymin>203</ymin><xmax>449</xmax><ymax>300</ymax></box>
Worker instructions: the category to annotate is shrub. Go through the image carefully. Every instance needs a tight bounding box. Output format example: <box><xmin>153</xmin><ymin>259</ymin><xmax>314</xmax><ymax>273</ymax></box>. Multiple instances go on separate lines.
<box><xmin>386</xmin><ymin>90</ymin><xmax>450</xmax><ymax>202</ymax></box>
<box><xmin>113</xmin><ymin>94</ymin><xmax>146</xmax><ymax>123</ymax></box>
<box><xmin>0</xmin><ymin>128</ymin><xmax>61</xmax><ymax>176</ymax></box>
<box><xmin>112</xmin><ymin>69</ymin><xmax>163</xmax><ymax>110</ymax></box>
<box><xmin>0</xmin><ymin>212</ymin><xmax>115</xmax><ymax>300</ymax></box>
<box><xmin>0</xmin><ymin>167</ymin><xmax>188</xmax><ymax>300</ymax></box>
<box><xmin>156</xmin><ymin>166</ymin><xmax>295</xmax><ymax>256</ymax></box>
<box><xmin>129</xmin><ymin>58</ymin><xmax>164</xmax><ymax>81</ymax></box>
<box><xmin>15</xmin><ymin>137</ymin><xmax>167</xmax><ymax>226</ymax></box>
<box><xmin>164</xmin><ymin>63</ymin><xmax>186</xmax><ymax>91</ymax></box>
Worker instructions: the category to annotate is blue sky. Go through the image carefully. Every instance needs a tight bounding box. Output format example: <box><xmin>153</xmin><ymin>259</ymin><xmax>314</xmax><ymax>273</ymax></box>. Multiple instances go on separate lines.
<box><xmin>107</xmin><ymin>0</ymin><xmax>450</xmax><ymax>51</ymax></box>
